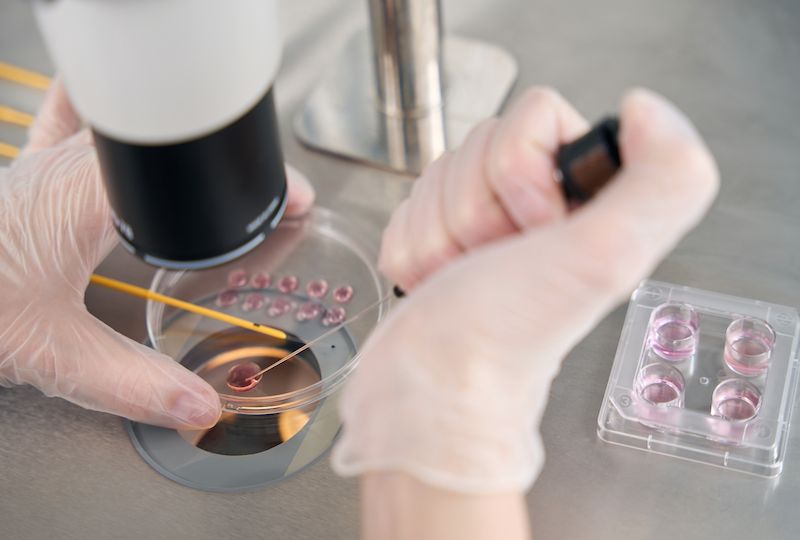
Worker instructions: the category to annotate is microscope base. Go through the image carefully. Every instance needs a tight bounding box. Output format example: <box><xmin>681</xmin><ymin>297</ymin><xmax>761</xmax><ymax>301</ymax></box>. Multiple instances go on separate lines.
<box><xmin>294</xmin><ymin>31</ymin><xmax>518</xmax><ymax>176</ymax></box>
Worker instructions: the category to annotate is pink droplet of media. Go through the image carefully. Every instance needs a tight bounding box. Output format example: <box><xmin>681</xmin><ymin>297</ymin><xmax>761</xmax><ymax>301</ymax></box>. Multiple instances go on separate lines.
<box><xmin>216</xmin><ymin>289</ymin><xmax>239</xmax><ymax>307</ymax></box>
<box><xmin>296</xmin><ymin>302</ymin><xmax>323</xmax><ymax>322</ymax></box>
<box><xmin>268</xmin><ymin>297</ymin><xmax>294</xmax><ymax>317</ymax></box>
<box><xmin>227</xmin><ymin>269</ymin><xmax>249</xmax><ymax>289</ymax></box>
<box><xmin>306</xmin><ymin>279</ymin><xmax>329</xmax><ymax>299</ymax></box>
<box><xmin>322</xmin><ymin>306</ymin><xmax>347</xmax><ymax>327</ymax></box>
<box><xmin>241</xmin><ymin>293</ymin><xmax>266</xmax><ymax>312</ymax></box>
<box><xmin>251</xmin><ymin>271</ymin><xmax>272</xmax><ymax>289</ymax></box>
<box><xmin>278</xmin><ymin>275</ymin><xmax>299</xmax><ymax>294</ymax></box>
<box><xmin>332</xmin><ymin>285</ymin><xmax>354</xmax><ymax>304</ymax></box>
<box><xmin>226</xmin><ymin>362</ymin><xmax>261</xmax><ymax>392</ymax></box>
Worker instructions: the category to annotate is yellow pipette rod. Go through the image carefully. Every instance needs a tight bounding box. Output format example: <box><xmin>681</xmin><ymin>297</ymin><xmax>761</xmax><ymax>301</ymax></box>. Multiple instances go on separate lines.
<box><xmin>0</xmin><ymin>106</ymin><xmax>32</xmax><ymax>159</ymax></box>
<box><xmin>0</xmin><ymin>105</ymin><xmax>34</xmax><ymax>127</ymax></box>
<box><xmin>0</xmin><ymin>62</ymin><xmax>51</xmax><ymax>90</ymax></box>
<box><xmin>0</xmin><ymin>104</ymin><xmax>34</xmax><ymax>159</ymax></box>
<box><xmin>89</xmin><ymin>274</ymin><xmax>287</xmax><ymax>341</ymax></box>
<box><xmin>0</xmin><ymin>142</ymin><xmax>19</xmax><ymax>159</ymax></box>
<box><xmin>0</xmin><ymin>61</ymin><xmax>49</xmax><ymax>158</ymax></box>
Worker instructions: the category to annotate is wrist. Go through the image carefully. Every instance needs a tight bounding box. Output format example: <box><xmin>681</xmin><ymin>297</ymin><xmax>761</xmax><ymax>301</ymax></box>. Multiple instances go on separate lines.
<box><xmin>331</xmin><ymin>347</ymin><xmax>554</xmax><ymax>493</ymax></box>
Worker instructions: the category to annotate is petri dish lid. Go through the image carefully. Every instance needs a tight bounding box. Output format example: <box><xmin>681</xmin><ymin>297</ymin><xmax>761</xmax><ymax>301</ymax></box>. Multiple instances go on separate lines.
<box><xmin>146</xmin><ymin>207</ymin><xmax>389</xmax><ymax>414</ymax></box>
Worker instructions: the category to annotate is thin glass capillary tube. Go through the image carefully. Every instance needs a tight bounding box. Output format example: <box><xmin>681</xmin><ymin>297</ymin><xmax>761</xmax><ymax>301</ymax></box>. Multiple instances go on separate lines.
<box><xmin>246</xmin><ymin>291</ymin><xmax>395</xmax><ymax>382</ymax></box>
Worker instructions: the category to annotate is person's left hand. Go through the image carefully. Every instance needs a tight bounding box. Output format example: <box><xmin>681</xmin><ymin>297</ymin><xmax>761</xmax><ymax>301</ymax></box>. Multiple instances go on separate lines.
<box><xmin>0</xmin><ymin>80</ymin><xmax>316</xmax><ymax>429</ymax></box>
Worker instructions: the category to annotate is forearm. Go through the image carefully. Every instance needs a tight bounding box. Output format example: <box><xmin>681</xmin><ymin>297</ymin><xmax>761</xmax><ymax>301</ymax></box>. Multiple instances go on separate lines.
<box><xmin>361</xmin><ymin>472</ymin><xmax>530</xmax><ymax>540</ymax></box>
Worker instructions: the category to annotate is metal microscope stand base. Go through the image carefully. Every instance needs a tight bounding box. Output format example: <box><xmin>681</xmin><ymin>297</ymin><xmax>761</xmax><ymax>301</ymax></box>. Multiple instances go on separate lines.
<box><xmin>294</xmin><ymin>30</ymin><xmax>518</xmax><ymax>176</ymax></box>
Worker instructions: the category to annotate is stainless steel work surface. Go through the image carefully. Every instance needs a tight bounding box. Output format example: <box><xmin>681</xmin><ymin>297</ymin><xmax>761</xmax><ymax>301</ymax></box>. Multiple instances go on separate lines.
<box><xmin>2</xmin><ymin>1</ymin><xmax>799</xmax><ymax>538</ymax></box>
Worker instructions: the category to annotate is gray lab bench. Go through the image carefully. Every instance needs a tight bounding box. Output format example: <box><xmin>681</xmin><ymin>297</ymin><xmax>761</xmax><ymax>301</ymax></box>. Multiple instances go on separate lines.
<box><xmin>1</xmin><ymin>0</ymin><xmax>799</xmax><ymax>538</ymax></box>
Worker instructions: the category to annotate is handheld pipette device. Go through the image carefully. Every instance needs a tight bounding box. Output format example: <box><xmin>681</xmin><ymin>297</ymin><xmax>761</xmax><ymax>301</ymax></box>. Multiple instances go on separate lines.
<box><xmin>556</xmin><ymin>116</ymin><xmax>622</xmax><ymax>203</ymax></box>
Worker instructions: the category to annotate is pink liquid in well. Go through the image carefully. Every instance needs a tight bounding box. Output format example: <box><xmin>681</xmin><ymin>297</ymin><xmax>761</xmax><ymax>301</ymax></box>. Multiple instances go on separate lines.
<box><xmin>227</xmin><ymin>269</ymin><xmax>249</xmax><ymax>289</ymax></box>
<box><xmin>250</xmin><ymin>271</ymin><xmax>272</xmax><ymax>289</ymax></box>
<box><xmin>636</xmin><ymin>363</ymin><xmax>684</xmax><ymax>407</ymax></box>
<box><xmin>322</xmin><ymin>306</ymin><xmax>347</xmax><ymax>327</ymax></box>
<box><xmin>640</xmin><ymin>381</ymin><xmax>681</xmax><ymax>405</ymax></box>
<box><xmin>711</xmin><ymin>379</ymin><xmax>761</xmax><ymax>421</ymax></box>
<box><xmin>241</xmin><ymin>293</ymin><xmax>266</xmax><ymax>312</ymax></box>
<box><xmin>723</xmin><ymin>318</ymin><xmax>775</xmax><ymax>377</ymax></box>
<box><xmin>306</xmin><ymin>279</ymin><xmax>329</xmax><ymax>299</ymax></box>
<box><xmin>216</xmin><ymin>289</ymin><xmax>239</xmax><ymax>307</ymax></box>
<box><xmin>725</xmin><ymin>337</ymin><xmax>772</xmax><ymax>376</ymax></box>
<box><xmin>648</xmin><ymin>304</ymin><xmax>699</xmax><ymax>362</ymax></box>
<box><xmin>332</xmin><ymin>285</ymin><xmax>354</xmax><ymax>304</ymax></box>
<box><xmin>268</xmin><ymin>297</ymin><xmax>294</xmax><ymax>317</ymax></box>
<box><xmin>226</xmin><ymin>361</ymin><xmax>262</xmax><ymax>392</ymax></box>
<box><xmin>278</xmin><ymin>275</ymin><xmax>299</xmax><ymax>294</ymax></box>
<box><xmin>296</xmin><ymin>301</ymin><xmax>323</xmax><ymax>322</ymax></box>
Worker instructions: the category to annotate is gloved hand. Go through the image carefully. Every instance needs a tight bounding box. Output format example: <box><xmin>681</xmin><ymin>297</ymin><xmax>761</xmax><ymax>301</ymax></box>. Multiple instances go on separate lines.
<box><xmin>0</xmin><ymin>79</ymin><xmax>315</xmax><ymax>429</ymax></box>
<box><xmin>379</xmin><ymin>88</ymin><xmax>591</xmax><ymax>291</ymax></box>
<box><xmin>332</xmin><ymin>88</ymin><xmax>719</xmax><ymax>493</ymax></box>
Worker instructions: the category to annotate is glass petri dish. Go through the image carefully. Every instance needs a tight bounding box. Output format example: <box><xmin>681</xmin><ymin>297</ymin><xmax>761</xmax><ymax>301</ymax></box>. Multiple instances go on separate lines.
<box><xmin>126</xmin><ymin>207</ymin><xmax>388</xmax><ymax>491</ymax></box>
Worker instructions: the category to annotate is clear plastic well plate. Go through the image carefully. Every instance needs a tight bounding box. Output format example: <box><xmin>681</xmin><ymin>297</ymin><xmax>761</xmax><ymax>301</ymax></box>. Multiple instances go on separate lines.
<box><xmin>597</xmin><ymin>280</ymin><xmax>800</xmax><ymax>477</ymax></box>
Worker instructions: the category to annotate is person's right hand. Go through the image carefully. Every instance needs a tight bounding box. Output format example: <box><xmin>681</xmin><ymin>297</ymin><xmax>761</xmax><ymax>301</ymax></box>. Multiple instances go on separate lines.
<box><xmin>379</xmin><ymin>88</ymin><xmax>590</xmax><ymax>290</ymax></box>
<box><xmin>332</xmin><ymin>88</ymin><xmax>719</xmax><ymax>494</ymax></box>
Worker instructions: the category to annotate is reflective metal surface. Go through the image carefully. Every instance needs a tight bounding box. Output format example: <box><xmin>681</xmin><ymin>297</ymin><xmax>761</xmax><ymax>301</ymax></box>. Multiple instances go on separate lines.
<box><xmin>368</xmin><ymin>0</ymin><xmax>444</xmax><ymax>115</ymax></box>
<box><xmin>2</xmin><ymin>0</ymin><xmax>800</xmax><ymax>538</ymax></box>
<box><xmin>296</xmin><ymin>0</ymin><xmax>517</xmax><ymax>175</ymax></box>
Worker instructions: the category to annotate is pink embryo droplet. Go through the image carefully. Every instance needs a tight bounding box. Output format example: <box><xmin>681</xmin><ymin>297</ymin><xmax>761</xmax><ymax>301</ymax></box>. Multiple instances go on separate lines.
<box><xmin>306</xmin><ymin>279</ymin><xmax>329</xmax><ymax>299</ymax></box>
<box><xmin>322</xmin><ymin>306</ymin><xmax>347</xmax><ymax>327</ymax></box>
<box><xmin>250</xmin><ymin>271</ymin><xmax>271</xmax><ymax>289</ymax></box>
<box><xmin>216</xmin><ymin>289</ymin><xmax>239</xmax><ymax>307</ymax></box>
<box><xmin>296</xmin><ymin>302</ymin><xmax>323</xmax><ymax>322</ymax></box>
<box><xmin>332</xmin><ymin>285</ymin><xmax>354</xmax><ymax>304</ymax></box>
<box><xmin>278</xmin><ymin>276</ymin><xmax>299</xmax><ymax>294</ymax></box>
<box><xmin>226</xmin><ymin>361</ymin><xmax>262</xmax><ymax>392</ymax></box>
<box><xmin>268</xmin><ymin>297</ymin><xmax>294</xmax><ymax>317</ymax></box>
<box><xmin>227</xmin><ymin>269</ymin><xmax>248</xmax><ymax>289</ymax></box>
<box><xmin>241</xmin><ymin>293</ymin><xmax>266</xmax><ymax>312</ymax></box>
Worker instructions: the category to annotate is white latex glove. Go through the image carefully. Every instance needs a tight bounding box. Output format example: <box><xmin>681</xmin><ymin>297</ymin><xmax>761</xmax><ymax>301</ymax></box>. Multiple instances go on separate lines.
<box><xmin>332</xmin><ymin>88</ymin><xmax>719</xmax><ymax>493</ymax></box>
<box><xmin>0</xmin><ymin>80</ymin><xmax>315</xmax><ymax>429</ymax></box>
